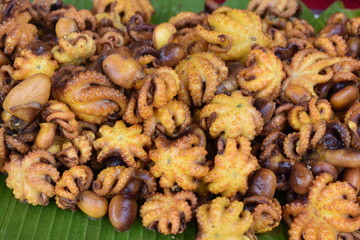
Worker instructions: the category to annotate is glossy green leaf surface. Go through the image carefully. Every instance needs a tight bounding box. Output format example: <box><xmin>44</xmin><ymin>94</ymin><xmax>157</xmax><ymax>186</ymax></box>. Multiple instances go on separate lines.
<box><xmin>1</xmin><ymin>0</ymin><xmax>359</xmax><ymax>239</ymax></box>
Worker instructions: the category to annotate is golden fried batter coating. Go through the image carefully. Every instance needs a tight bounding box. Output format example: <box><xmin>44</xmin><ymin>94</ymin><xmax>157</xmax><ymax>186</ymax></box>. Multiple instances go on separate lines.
<box><xmin>196</xmin><ymin>197</ymin><xmax>254</xmax><ymax>240</ymax></box>
<box><xmin>332</xmin><ymin>58</ymin><xmax>360</xmax><ymax>82</ymax></box>
<box><xmin>144</xmin><ymin>99</ymin><xmax>191</xmax><ymax>137</ymax></box>
<box><xmin>0</xmin><ymin>12</ymin><xmax>37</xmax><ymax>55</ymax></box>
<box><xmin>244</xmin><ymin>196</ymin><xmax>282</xmax><ymax>233</ymax></box>
<box><xmin>149</xmin><ymin>134</ymin><xmax>208</xmax><ymax>190</ymax></box>
<box><xmin>42</xmin><ymin>100</ymin><xmax>79</xmax><ymax>140</ymax></box>
<box><xmin>52</xmin><ymin>32</ymin><xmax>96</xmax><ymax>65</ymax></box>
<box><xmin>237</xmin><ymin>45</ymin><xmax>285</xmax><ymax>99</ymax></box>
<box><xmin>247</xmin><ymin>0</ymin><xmax>298</xmax><ymax>18</ymax></box>
<box><xmin>200</xmin><ymin>91</ymin><xmax>264</xmax><ymax>140</ymax></box>
<box><xmin>313</xmin><ymin>35</ymin><xmax>347</xmax><ymax>57</ymax></box>
<box><xmin>171</xmin><ymin>27</ymin><xmax>208</xmax><ymax>55</ymax></box>
<box><xmin>52</xmin><ymin>71</ymin><xmax>127</xmax><ymax>124</ymax></box>
<box><xmin>346</xmin><ymin>17</ymin><xmax>360</xmax><ymax>37</ymax></box>
<box><xmin>196</xmin><ymin>7</ymin><xmax>272</xmax><ymax>62</ymax></box>
<box><xmin>205</xmin><ymin>137</ymin><xmax>259</xmax><ymax>197</ymax></box>
<box><xmin>55</xmin><ymin>165</ymin><xmax>93</xmax><ymax>209</ymax></box>
<box><xmin>4</xmin><ymin>150</ymin><xmax>60</xmax><ymax>206</ymax></box>
<box><xmin>282</xmin><ymin>48</ymin><xmax>342</xmax><ymax>103</ymax></box>
<box><xmin>283</xmin><ymin>173</ymin><xmax>360</xmax><ymax>240</ymax></box>
<box><xmin>175</xmin><ymin>52</ymin><xmax>228</xmax><ymax>107</ymax></box>
<box><xmin>285</xmin><ymin>18</ymin><xmax>315</xmax><ymax>39</ymax></box>
<box><xmin>92</xmin><ymin>165</ymin><xmax>156</xmax><ymax>198</ymax></box>
<box><xmin>138</xmin><ymin>67</ymin><xmax>180</xmax><ymax>119</ymax></box>
<box><xmin>140</xmin><ymin>189</ymin><xmax>197</xmax><ymax>235</ymax></box>
<box><xmin>47</xmin><ymin>7</ymin><xmax>96</xmax><ymax>31</ymax></box>
<box><xmin>345</xmin><ymin>103</ymin><xmax>360</xmax><ymax>150</ymax></box>
<box><xmin>92</xmin><ymin>0</ymin><xmax>154</xmax><ymax>23</ymax></box>
<box><xmin>0</xmin><ymin>127</ymin><xmax>6</xmax><ymax>171</ymax></box>
<box><xmin>94</xmin><ymin>120</ymin><xmax>151</xmax><ymax>168</ymax></box>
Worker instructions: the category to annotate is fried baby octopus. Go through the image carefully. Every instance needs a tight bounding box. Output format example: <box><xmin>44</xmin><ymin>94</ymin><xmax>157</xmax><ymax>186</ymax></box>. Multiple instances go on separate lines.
<box><xmin>247</xmin><ymin>0</ymin><xmax>298</xmax><ymax>18</ymax></box>
<box><xmin>237</xmin><ymin>45</ymin><xmax>285</xmax><ymax>99</ymax></box>
<box><xmin>283</xmin><ymin>173</ymin><xmax>360</xmax><ymax>240</ymax></box>
<box><xmin>4</xmin><ymin>150</ymin><xmax>60</xmax><ymax>206</ymax></box>
<box><xmin>196</xmin><ymin>6</ymin><xmax>272</xmax><ymax>62</ymax></box>
<box><xmin>94</xmin><ymin>120</ymin><xmax>151</xmax><ymax>168</ymax></box>
<box><xmin>200</xmin><ymin>91</ymin><xmax>264</xmax><ymax>140</ymax></box>
<box><xmin>196</xmin><ymin>197</ymin><xmax>254</xmax><ymax>240</ymax></box>
<box><xmin>52</xmin><ymin>70</ymin><xmax>127</xmax><ymax>124</ymax></box>
<box><xmin>175</xmin><ymin>52</ymin><xmax>228</xmax><ymax>107</ymax></box>
<box><xmin>149</xmin><ymin>134</ymin><xmax>208</xmax><ymax>191</ymax></box>
<box><xmin>205</xmin><ymin>136</ymin><xmax>259</xmax><ymax>197</ymax></box>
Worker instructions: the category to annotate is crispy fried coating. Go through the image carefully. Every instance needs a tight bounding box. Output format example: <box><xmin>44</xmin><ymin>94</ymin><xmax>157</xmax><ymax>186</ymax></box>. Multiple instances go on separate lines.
<box><xmin>196</xmin><ymin>197</ymin><xmax>254</xmax><ymax>240</ymax></box>
<box><xmin>52</xmin><ymin>70</ymin><xmax>127</xmax><ymax>124</ymax></box>
<box><xmin>4</xmin><ymin>150</ymin><xmax>60</xmax><ymax>206</ymax></box>
<box><xmin>283</xmin><ymin>173</ymin><xmax>360</xmax><ymax>240</ymax></box>
<box><xmin>140</xmin><ymin>189</ymin><xmax>197</xmax><ymax>235</ymax></box>
<box><xmin>92</xmin><ymin>0</ymin><xmax>154</xmax><ymax>23</ymax></box>
<box><xmin>149</xmin><ymin>134</ymin><xmax>208</xmax><ymax>190</ymax></box>
<box><xmin>175</xmin><ymin>52</ymin><xmax>228</xmax><ymax>107</ymax></box>
<box><xmin>47</xmin><ymin>7</ymin><xmax>96</xmax><ymax>31</ymax></box>
<box><xmin>238</xmin><ymin>45</ymin><xmax>285</xmax><ymax>99</ymax></box>
<box><xmin>92</xmin><ymin>165</ymin><xmax>156</xmax><ymax>198</ymax></box>
<box><xmin>94</xmin><ymin>120</ymin><xmax>150</xmax><ymax>168</ymax></box>
<box><xmin>52</xmin><ymin>32</ymin><xmax>96</xmax><ymax>65</ymax></box>
<box><xmin>313</xmin><ymin>35</ymin><xmax>347</xmax><ymax>57</ymax></box>
<box><xmin>345</xmin><ymin>103</ymin><xmax>360</xmax><ymax>150</ymax></box>
<box><xmin>55</xmin><ymin>165</ymin><xmax>93</xmax><ymax>209</ymax></box>
<box><xmin>346</xmin><ymin>16</ymin><xmax>360</xmax><ymax>37</ymax></box>
<box><xmin>247</xmin><ymin>0</ymin><xmax>298</xmax><ymax>18</ymax></box>
<box><xmin>200</xmin><ymin>91</ymin><xmax>264</xmax><ymax>140</ymax></box>
<box><xmin>196</xmin><ymin>7</ymin><xmax>272</xmax><ymax>62</ymax></box>
<box><xmin>205</xmin><ymin>137</ymin><xmax>259</xmax><ymax>197</ymax></box>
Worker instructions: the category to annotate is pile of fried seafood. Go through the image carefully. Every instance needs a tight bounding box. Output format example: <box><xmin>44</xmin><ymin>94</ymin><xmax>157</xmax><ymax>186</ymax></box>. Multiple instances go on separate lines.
<box><xmin>0</xmin><ymin>0</ymin><xmax>359</xmax><ymax>239</ymax></box>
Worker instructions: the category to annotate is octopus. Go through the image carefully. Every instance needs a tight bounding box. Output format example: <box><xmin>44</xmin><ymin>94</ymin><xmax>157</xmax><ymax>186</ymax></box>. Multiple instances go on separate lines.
<box><xmin>282</xmin><ymin>48</ymin><xmax>343</xmax><ymax>104</ymax></box>
<box><xmin>284</xmin><ymin>18</ymin><xmax>315</xmax><ymax>40</ymax></box>
<box><xmin>149</xmin><ymin>134</ymin><xmax>208</xmax><ymax>190</ymax></box>
<box><xmin>237</xmin><ymin>45</ymin><xmax>285</xmax><ymax>100</ymax></box>
<box><xmin>140</xmin><ymin>189</ymin><xmax>197</xmax><ymax>235</ymax></box>
<box><xmin>283</xmin><ymin>173</ymin><xmax>360</xmax><ymax>240</ymax></box>
<box><xmin>137</xmin><ymin>67</ymin><xmax>180</xmax><ymax>119</ymax></box>
<box><xmin>200</xmin><ymin>90</ymin><xmax>264</xmax><ymax>140</ymax></box>
<box><xmin>143</xmin><ymin>99</ymin><xmax>191</xmax><ymax>138</ymax></box>
<box><xmin>92</xmin><ymin>0</ymin><xmax>154</xmax><ymax>23</ymax></box>
<box><xmin>288</xmin><ymin>97</ymin><xmax>333</xmax><ymax>131</ymax></box>
<box><xmin>42</xmin><ymin>100</ymin><xmax>79</xmax><ymax>140</ymax></box>
<box><xmin>0</xmin><ymin>12</ymin><xmax>37</xmax><ymax>55</ymax></box>
<box><xmin>346</xmin><ymin>16</ymin><xmax>360</xmax><ymax>37</ymax></box>
<box><xmin>4</xmin><ymin>150</ymin><xmax>60</xmax><ymax>206</ymax></box>
<box><xmin>52</xmin><ymin>70</ymin><xmax>127</xmax><ymax>124</ymax></box>
<box><xmin>92</xmin><ymin>165</ymin><xmax>156</xmax><ymax>198</ymax></box>
<box><xmin>175</xmin><ymin>52</ymin><xmax>228</xmax><ymax>107</ymax></box>
<box><xmin>47</xmin><ymin>7</ymin><xmax>96</xmax><ymax>31</ymax></box>
<box><xmin>55</xmin><ymin>165</ymin><xmax>93</xmax><ymax>210</ymax></box>
<box><xmin>247</xmin><ymin>0</ymin><xmax>298</xmax><ymax>18</ymax></box>
<box><xmin>51</xmin><ymin>32</ymin><xmax>96</xmax><ymax>65</ymax></box>
<box><xmin>196</xmin><ymin>6</ymin><xmax>273</xmax><ymax>62</ymax></box>
<box><xmin>169</xmin><ymin>11</ymin><xmax>205</xmax><ymax>30</ymax></box>
<box><xmin>205</xmin><ymin>137</ymin><xmax>259</xmax><ymax>197</ymax></box>
<box><xmin>313</xmin><ymin>35</ymin><xmax>347</xmax><ymax>57</ymax></box>
<box><xmin>345</xmin><ymin>103</ymin><xmax>360</xmax><ymax>150</ymax></box>
<box><xmin>93</xmin><ymin>120</ymin><xmax>151</xmax><ymax>168</ymax></box>
<box><xmin>243</xmin><ymin>196</ymin><xmax>282</xmax><ymax>233</ymax></box>
<box><xmin>196</xmin><ymin>197</ymin><xmax>254</xmax><ymax>240</ymax></box>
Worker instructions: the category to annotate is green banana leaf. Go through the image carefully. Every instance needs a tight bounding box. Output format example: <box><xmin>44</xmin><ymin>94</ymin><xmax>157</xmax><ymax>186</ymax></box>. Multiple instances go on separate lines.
<box><xmin>1</xmin><ymin>0</ymin><xmax>359</xmax><ymax>239</ymax></box>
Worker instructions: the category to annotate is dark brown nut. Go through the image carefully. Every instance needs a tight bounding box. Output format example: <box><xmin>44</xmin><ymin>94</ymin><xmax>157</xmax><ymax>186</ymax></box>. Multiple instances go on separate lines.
<box><xmin>77</xmin><ymin>190</ymin><xmax>108</xmax><ymax>219</ymax></box>
<box><xmin>254</xmin><ymin>98</ymin><xmax>276</xmax><ymax>123</ymax></box>
<box><xmin>108</xmin><ymin>195</ymin><xmax>137</xmax><ymax>232</ymax></box>
<box><xmin>155</xmin><ymin>43</ymin><xmax>185</xmax><ymax>67</ymax></box>
<box><xmin>55</xmin><ymin>17</ymin><xmax>78</xmax><ymax>39</ymax></box>
<box><xmin>247</xmin><ymin>168</ymin><xmax>277</xmax><ymax>198</ymax></box>
<box><xmin>346</xmin><ymin>37</ymin><xmax>360</xmax><ymax>59</ymax></box>
<box><xmin>310</xmin><ymin>161</ymin><xmax>338</xmax><ymax>180</ymax></box>
<box><xmin>330</xmin><ymin>85</ymin><xmax>359</xmax><ymax>110</ymax></box>
<box><xmin>340</xmin><ymin>167</ymin><xmax>360</xmax><ymax>195</ymax></box>
<box><xmin>288</xmin><ymin>162</ymin><xmax>314</xmax><ymax>195</ymax></box>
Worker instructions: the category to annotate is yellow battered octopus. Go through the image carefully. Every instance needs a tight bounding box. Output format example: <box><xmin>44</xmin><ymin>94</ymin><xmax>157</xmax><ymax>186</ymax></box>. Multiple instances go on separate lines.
<box><xmin>55</xmin><ymin>165</ymin><xmax>93</xmax><ymax>209</ymax></box>
<box><xmin>200</xmin><ymin>91</ymin><xmax>264</xmax><ymax>140</ymax></box>
<box><xmin>92</xmin><ymin>0</ymin><xmax>154</xmax><ymax>23</ymax></box>
<box><xmin>93</xmin><ymin>120</ymin><xmax>151</xmax><ymax>168</ymax></box>
<box><xmin>52</xmin><ymin>71</ymin><xmax>127</xmax><ymax>124</ymax></box>
<box><xmin>196</xmin><ymin>197</ymin><xmax>254</xmax><ymax>240</ymax></box>
<box><xmin>283</xmin><ymin>173</ymin><xmax>360</xmax><ymax>240</ymax></box>
<box><xmin>149</xmin><ymin>134</ymin><xmax>208</xmax><ymax>191</ymax></box>
<box><xmin>196</xmin><ymin>7</ymin><xmax>272</xmax><ymax>62</ymax></box>
<box><xmin>282</xmin><ymin>48</ymin><xmax>342</xmax><ymax>104</ymax></box>
<box><xmin>51</xmin><ymin>32</ymin><xmax>96</xmax><ymax>65</ymax></box>
<box><xmin>205</xmin><ymin>137</ymin><xmax>259</xmax><ymax>197</ymax></box>
<box><xmin>140</xmin><ymin>189</ymin><xmax>197</xmax><ymax>235</ymax></box>
<box><xmin>237</xmin><ymin>45</ymin><xmax>285</xmax><ymax>100</ymax></box>
<box><xmin>4</xmin><ymin>150</ymin><xmax>60</xmax><ymax>206</ymax></box>
<box><xmin>175</xmin><ymin>52</ymin><xmax>228</xmax><ymax>107</ymax></box>
<box><xmin>247</xmin><ymin>0</ymin><xmax>298</xmax><ymax>18</ymax></box>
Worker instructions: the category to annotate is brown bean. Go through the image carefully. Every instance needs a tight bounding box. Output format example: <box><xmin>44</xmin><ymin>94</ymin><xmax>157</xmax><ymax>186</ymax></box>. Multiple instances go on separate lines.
<box><xmin>108</xmin><ymin>195</ymin><xmax>137</xmax><ymax>232</ymax></box>
<box><xmin>310</xmin><ymin>161</ymin><xmax>338</xmax><ymax>180</ymax></box>
<box><xmin>330</xmin><ymin>85</ymin><xmax>359</xmax><ymax>110</ymax></box>
<box><xmin>324</xmin><ymin>148</ymin><xmax>360</xmax><ymax>168</ymax></box>
<box><xmin>288</xmin><ymin>163</ymin><xmax>314</xmax><ymax>195</ymax></box>
<box><xmin>77</xmin><ymin>190</ymin><xmax>108</xmax><ymax>219</ymax></box>
<box><xmin>247</xmin><ymin>168</ymin><xmax>277</xmax><ymax>198</ymax></box>
<box><xmin>346</xmin><ymin>37</ymin><xmax>360</xmax><ymax>58</ymax></box>
<box><xmin>340</xmin><ymin>168</ymin><xmax>360</xmax><ymax>195</ymax></box>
